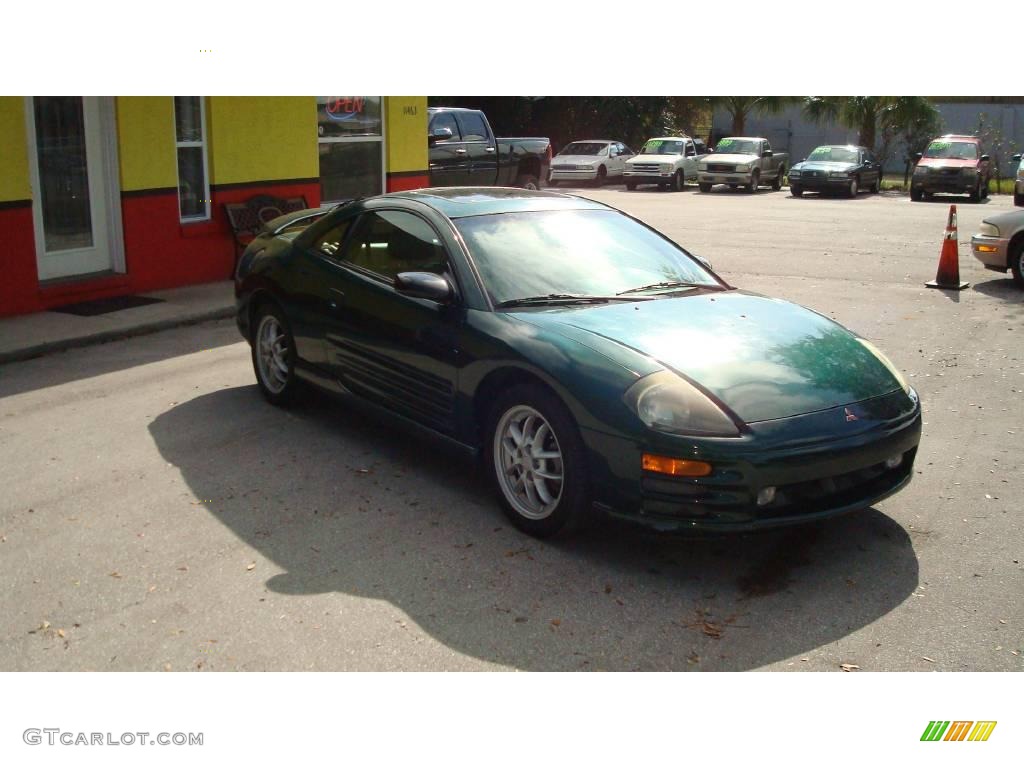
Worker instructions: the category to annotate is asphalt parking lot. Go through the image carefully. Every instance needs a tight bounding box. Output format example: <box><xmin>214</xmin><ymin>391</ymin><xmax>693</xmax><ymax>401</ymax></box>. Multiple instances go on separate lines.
<box><xmin>1</xmin><ymin>185</ymin><xmax>1021</xmax><ymax>671</ymax></box>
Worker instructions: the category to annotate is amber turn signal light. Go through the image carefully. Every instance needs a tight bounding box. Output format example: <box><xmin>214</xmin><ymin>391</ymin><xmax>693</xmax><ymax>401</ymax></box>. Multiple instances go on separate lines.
<box><xmin>975</xmin><ymin>244</ymin><xmax>998</xmax><ymax>253</ymax></box>
<box><xmin>642</xmin><ymin>453</ymin><xmax>713</xmax><ymax>477</ymax></box>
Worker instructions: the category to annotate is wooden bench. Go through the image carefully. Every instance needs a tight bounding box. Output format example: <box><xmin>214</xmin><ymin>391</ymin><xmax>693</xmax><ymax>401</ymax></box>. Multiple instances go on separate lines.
<box><xmin>224</xmin><ymin>194</ymin><xmax>310</xmax><ymax>262</ymax></box>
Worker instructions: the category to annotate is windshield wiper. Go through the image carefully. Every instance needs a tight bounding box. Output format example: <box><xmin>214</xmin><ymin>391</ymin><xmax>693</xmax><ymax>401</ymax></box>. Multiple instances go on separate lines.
<box><xmin>497</xmin><ymin>294</ymin><xmax>641</xmax><ymax>308</ymax></box>
<box><xmin>616</xmin><ymin>281</ymin><xmax>721</xmax><ymax>296</ymax></box>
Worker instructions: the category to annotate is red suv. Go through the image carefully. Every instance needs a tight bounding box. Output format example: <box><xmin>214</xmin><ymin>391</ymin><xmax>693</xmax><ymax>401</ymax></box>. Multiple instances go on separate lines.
<box><xmin>911</xmin><ymin>134</ymin><xmax>991</xmax><ymax>202</ymax></box>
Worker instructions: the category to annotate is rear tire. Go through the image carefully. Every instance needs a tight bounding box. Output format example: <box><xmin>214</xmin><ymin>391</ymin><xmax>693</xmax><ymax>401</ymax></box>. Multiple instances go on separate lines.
<box><xmin>790</xmin><ymin>185</ymin><xmax>803</xmax><ymax>197</ymax></box>
<box><xmin>251</xmin><ymin>303</ymin><xmax>300</xmax><ymax>406</ymax></box>
<box><xmin>698</xmin><ymin>182</ymin><xmax>713</xmax><ymax>193</ymax></box>
<box><xmin>772</xmin><ymin>169</ymin><xmax>783</xmax><ymax>191</ymax></box>
<box><xmin>910</xmin><ymin>187</ymin><xmax>923</xmax><ymax>202</ymax></box>
<box><xmin>483</xmin><ymin>383</ymin><xmax>592</xmax><ymax>538</ymax></box>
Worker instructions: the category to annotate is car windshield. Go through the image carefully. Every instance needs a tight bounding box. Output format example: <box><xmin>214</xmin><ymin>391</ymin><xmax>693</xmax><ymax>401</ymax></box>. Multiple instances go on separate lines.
<box><xmin>453</xmin><ymin>209</ymin><xmax>720</xmax><ymax>305</ymax></box>
<box><xmin>715</xmin><ymin>138</ymin><xmax>758</xmax><ymax>155</ymax></box>
<box><xmin>807</xmin><ymin>146</ymin><xmax>858</xmax><ymax>163</ymax></box>
<box><xmin>641</xmin><ymin>140</ymin><xmax>684</xmax><ymax>155</ymax></box>
<box><xmin>923</xmin><ymin>141</ymin><xmax>978</xmax><ymax>160</ymax></box>
<box><xmin>560</xmin><ymin>142</ymin><xmax>607</xmax><ymax>156</ymax></box>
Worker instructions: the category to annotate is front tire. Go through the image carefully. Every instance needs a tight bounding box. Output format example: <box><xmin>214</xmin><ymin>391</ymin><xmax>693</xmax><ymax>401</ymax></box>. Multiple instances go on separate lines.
<box><xmin>746</xmin><ymin>170</ymin><xmax>760</xmax><ymax>193</ymax></box>
<box><xmin>698</xmin><ymin>182</ymin><xmax>713</xmax><ymax>193</ymax></box>
<box><xmin>910</xmin><ymin>187</ymin><xmax>923</xmax><ymax>202</ymax></box>
<box><xmin>847</xmin><ymin>177</ymin><xmax>859</xmax><ymax>198</ymax></box>
<box><xmin>1015</xmin><ymin>191</ymin><xmax>1024</xmax><ymax>207</ymax></box>
<box><xmin>251</xmin><ymin>303</ymin><xmax>300</xmax><ymax>406</ymax></box>
<box><xmin>672</xmin><ymin>169</ymin><xmax>684</xmax><ymax>191</ymax></box>
<box><xmin>484</xmin><ymin>383</ymin><xmax>591</xmax><ymax>538</ymax></box>
<box><xmin>1010</xmin><ymin>239</ymin><xmax>1024</xmax><ymax>289</ymax></box>
<box><xmin>790</xmin><ymin>185</ymin><xmax>803</xmax><ymax>197</ymax></box>
<box><xmin>626</xmin><ymin>181</ymin><xmax>637</xmax><ymax>191</ymax></box>
<box><xmin>969</xmin><ymin>179</ymin><xmax>981</xmax><ymax>202</ymax></box>
<box><xmin>595</xmin><ymin>165</ymin><xmax>607</xmax><ymax>186</ymax></box>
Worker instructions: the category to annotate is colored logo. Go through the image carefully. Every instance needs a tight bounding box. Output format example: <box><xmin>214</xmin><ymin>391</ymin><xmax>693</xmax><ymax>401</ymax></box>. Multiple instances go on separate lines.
<box><xmin>324</xmin><ymin>97</ymin><xmax>366</xmax><ymax>122</ymax></box>
<box><xmin>921</xmin><ymin>721</ymin><xmax>997</xmax><ymax>742</ymax></box>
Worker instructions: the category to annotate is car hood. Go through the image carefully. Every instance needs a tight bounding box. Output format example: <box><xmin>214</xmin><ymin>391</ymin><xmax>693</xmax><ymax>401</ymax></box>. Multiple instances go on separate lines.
<box><xmin>553</xmin><ymin>154</ymin><xmax>603</xmax><ymax>165</ymax></box>
<box><xmin>627</xmin><ymin>153</ymin><xmax>678</xmax><ymax>162</ymax></box>
<box><xmin>917</xmin><ymin>157</ymin><xmax>977</xmax><ymax>169</ymax></box>
<box><xmin>517</xmin><ymin>291</ymin><xmax>902</xmax><ymax>423</ymax></box>
<box><xmin>792</xmin><ymin>160</ymin><xmax>858</xmax><ymax>173</ymax></box>
<box><xmin>704</xmin><ymin>153</ymin><xmax>758</xmax><ymax>164</ymax></box>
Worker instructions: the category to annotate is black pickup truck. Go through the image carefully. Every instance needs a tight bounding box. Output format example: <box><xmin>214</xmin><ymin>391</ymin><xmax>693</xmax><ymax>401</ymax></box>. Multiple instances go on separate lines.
<box><xmin>428</xmin><ymin>107</ymin><xmax>552</xmax><ymax>189</ymax></box>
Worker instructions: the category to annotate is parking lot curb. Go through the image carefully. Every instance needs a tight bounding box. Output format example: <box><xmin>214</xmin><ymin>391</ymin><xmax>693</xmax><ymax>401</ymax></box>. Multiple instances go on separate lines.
<box><xmin>0</xmin><ymin>306</ymin><xmax>236</xmax><ymax>365</ymax></box>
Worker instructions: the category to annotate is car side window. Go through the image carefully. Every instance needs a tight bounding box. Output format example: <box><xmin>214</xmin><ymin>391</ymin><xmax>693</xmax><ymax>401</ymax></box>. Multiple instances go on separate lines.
<box><xmin>763</xmin><ymin>141</ymin><xmax>771</xmax><ymax>154</ymax></box>
<box><xmin>685</xmin><ymin>141</ymin><xmax>695</xmax><ymax>157</ymax></box>
<box><xmin>312</xmin><ymin>218</ymin><xmax>354</xmax><ymax>259</ymax></box>
<box><xmin>342</xmin><ymin>211</ymin><xmax>449</xmax><ymax>281</ymax></box>
<box><xmin>455</xmin><ymin>111</ymin><xmax>489</xmax><ymax>142</ymax></box>
<box><xmin>622</xmin><ymin>144</ymin><xmax>634</xmax><ymax>155</ymax></box>
<box><xmin>429</xmin><ymin>112</ymin><xmax>460</xmax><ymax>140</ymax></box>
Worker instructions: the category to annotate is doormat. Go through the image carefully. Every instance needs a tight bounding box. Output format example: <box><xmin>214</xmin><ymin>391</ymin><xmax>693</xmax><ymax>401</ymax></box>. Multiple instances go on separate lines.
<box><xmin>50</xmin><ymin>295</ymin><xmax>165</xmax><ymax>317</ymax></box>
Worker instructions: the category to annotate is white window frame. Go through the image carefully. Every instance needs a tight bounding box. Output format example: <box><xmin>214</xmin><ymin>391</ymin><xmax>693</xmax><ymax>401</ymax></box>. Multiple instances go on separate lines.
<box><xmin>317</xmin><ymin>96</ymin><xmax>387</xmax><ymax>205</ymax></box>
<box><xmin>173</xmin><ymin>97</ymin><xmax>210</xmax><ymax>222</ymax></box>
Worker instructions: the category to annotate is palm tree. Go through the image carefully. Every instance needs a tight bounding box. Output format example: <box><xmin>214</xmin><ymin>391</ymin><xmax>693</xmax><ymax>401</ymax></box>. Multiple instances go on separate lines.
<box><xmin>707</xmin><ymin>97</ymin><xmax>799</xmax><ymax>136</ymax></box>
<box><xmin>803</xmin><ymin>96</ymin><xmax>939</xmax><ymax>151</ymax></box>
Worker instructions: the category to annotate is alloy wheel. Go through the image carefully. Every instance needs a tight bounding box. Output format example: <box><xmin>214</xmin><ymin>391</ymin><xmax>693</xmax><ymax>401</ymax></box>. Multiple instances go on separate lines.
<box><xmin>256</xmin><ymin>314</ymin><xmax>290</xmax><ymax>394</ymax></box>
<box><xmin>493</xmin><ymin>405</ymin><xmax>564</xmax><ymax>520</ymax></box>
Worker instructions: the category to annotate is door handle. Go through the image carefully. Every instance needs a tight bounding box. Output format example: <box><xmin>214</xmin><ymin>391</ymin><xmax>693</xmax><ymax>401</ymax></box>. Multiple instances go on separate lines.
<box><xmin>485</xmin><ymin>147</ymin><xmax>496</xmax><ymax>153</ymax></box>
<box><xmin>328</xmin><ymin>287</ymin><xmax>345</xmax><ymax>309</ymax></box>
<box><xmin>454</xmin><ymin>148</ymin><xmax>468</xmax><ymax>154</ymax></box>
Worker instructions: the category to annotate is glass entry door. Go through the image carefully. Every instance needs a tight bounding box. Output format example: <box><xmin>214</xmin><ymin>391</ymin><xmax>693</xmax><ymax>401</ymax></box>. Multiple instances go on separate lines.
<box><xmin>27</xmin><ymin>97</ymin><xmax>121</xmax><ymax>280</ymax></box>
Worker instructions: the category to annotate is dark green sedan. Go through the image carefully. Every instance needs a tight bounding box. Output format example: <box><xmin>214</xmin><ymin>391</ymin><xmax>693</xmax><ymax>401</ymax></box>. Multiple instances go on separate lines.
<box><xmin>235</xmin><ymin>188</ymin><xmax>921</xmax><ymax>538</ymax></box>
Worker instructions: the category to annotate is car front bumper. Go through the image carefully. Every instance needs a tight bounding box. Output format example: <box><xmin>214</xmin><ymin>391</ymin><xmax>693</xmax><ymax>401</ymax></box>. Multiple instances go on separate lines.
<box><xmin>698</xmin><ymin>172</ymin><xmax>754</xmax><ymax>185</ymax></box>
<box><xmin>550</xmin><ymin>168</ymin><xmax>600</xmax><ymax>182</ymax></box>
<box><xmin>788</xmin><ymin>174</ymin><xmax>853</xmax><ymax>191</ymax></box>
<box><xmin>970</xmin><ymin>235</ymin><xmax>1009</xmax><ymax>271</ymax></box>
<box><xmin>624</xmin><ymin>171</ymin><xmax>676</xmax><ymax>184</ymax></box>
<box><xmin>912</xmin><ymin>175</ymin><xmax>980</xmax><ymax>194</ymax></box>
<box><xmin>584</xmin><ymin>389</ymin><xmax>922</xmax><ymax>532</ymax></box>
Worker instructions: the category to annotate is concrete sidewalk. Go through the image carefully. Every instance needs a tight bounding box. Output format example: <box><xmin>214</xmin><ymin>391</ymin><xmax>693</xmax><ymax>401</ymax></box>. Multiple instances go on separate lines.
<box><xmin>0</xmin><ymin>281</ymin><xmax>235</xmax><ymax>364</ymax></box>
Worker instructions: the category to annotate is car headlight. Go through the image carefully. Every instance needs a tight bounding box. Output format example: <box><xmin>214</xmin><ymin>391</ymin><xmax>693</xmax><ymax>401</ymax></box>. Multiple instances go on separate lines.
<box><xmin>961</xmin><ymin>166</ymin><xmax>979</xmax><ymax>176</ymax></box>
<box><xmin>789</xmin><ymin>169</ymin><xmax>801</xmax><ymax>177</ymax></box>
<box><xmin>736</xmin><ymin>164</ymin><xmax>751</xmax><ymax>172</ymax></box>
<box><xmin>829</xmin><ymin>171</ymin><xmax>850</xmax><ymax>178</ymax></box>
<box><xmin>856</xmin><ymin>338</ymin><xmax>911</xmax><ymax>396</ymax></box>
<box><xmin>624</xmin><ymin>371</ymin><xmax>741</xmax><ymax>437</ymax></box>
<box><xmin>660</xmin><ymin>163</ymin><xmax>673</xmax><ymax>172</ymax></box>
<box><xmin>914</xmin><ymin>165</ymin><xmax>930</xmax><ymax>175</ymax></box>
<box><xmin>698</xmin><ymin>163</ymin><xmax>708</xmax><ymax>171</ymax></box>
<box><xmin>978</xmin><ymin>221</ymin><xmax>999</xmax><ymax>237</ymax></box>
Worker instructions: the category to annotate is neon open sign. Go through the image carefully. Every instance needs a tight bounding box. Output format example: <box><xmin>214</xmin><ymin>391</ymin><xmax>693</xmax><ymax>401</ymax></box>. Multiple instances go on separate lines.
<box><xmin>325</xmin><ymin>97</ymin><xmax>366</xmax><ymax>122</ymax></box>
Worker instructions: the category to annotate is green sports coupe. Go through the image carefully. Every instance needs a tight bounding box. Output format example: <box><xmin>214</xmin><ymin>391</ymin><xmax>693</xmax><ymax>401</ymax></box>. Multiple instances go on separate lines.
<box><xmin>235</xmin><ymin>188</ymin><xmax>921</xmax><ymax>538</ymax></box>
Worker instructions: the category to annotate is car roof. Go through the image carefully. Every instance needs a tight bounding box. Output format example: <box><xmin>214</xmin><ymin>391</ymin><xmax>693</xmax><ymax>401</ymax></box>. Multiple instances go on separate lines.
<box><xmin>382</xmin><ymin>187</ymin><xmax>611</xmax><ymax>218</ymax></box>
<box><xmin>719</xmin><ymin>136</ymin><xmax>763</xmax><ymax>142</ymax></box>
<box><xmin>563</xmin><ymin>139</ymin><xmax>615</xmax><ymax>144</ymax></box>
<box><xmin>645</xmin><ymin>136</ymin><xmax>690</xmax><ymax>141</ymax></box>
<box><xmin>812</xmin><ymin>144</ymin><xmax>864</xmax><ymax>150</ymax></box>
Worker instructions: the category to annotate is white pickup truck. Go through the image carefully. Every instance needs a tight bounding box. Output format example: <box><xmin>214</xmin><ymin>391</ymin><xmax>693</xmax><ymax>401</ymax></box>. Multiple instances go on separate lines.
<box><xmin>623</xmin><ymin>136</ymin><xmax>707</xmax><ymax>191</ymax></box>
<box><xmin>697</xmin><ymin>136</ymin><xmax>788</xmax><ymax>193</ymax></box>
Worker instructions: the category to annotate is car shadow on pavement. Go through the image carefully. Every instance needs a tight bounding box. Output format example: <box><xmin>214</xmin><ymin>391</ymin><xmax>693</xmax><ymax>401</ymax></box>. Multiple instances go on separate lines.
<box><xmin>149</xmin><ymin>385</ymin><xmax>920</xmax><ymax>671</ymax></box>
<box><xmin>972</xmin><ymin>276</ymin><xmax>1024</xmax><ymax>310</ymax></box>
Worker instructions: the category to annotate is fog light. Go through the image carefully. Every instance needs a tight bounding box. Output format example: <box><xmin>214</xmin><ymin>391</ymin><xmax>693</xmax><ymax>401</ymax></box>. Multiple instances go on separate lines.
<box><xmin>975</xmin><ymin>244</ymin><xmax>998</xmax><ymax>253</ymax></box>
<box><xmin>885</xmin><ymin>454</ymin><xmax>904</xmax><ymax>469</ymax></box>
<box><xmin>757</xmin><ymin>486</ymin><xmax>776</xmax><ymax>506</ymax></box>
<box><xmin>642</xmin><ymin>454</ymin><xmax>712</xmax><ymax>477</ymax></box>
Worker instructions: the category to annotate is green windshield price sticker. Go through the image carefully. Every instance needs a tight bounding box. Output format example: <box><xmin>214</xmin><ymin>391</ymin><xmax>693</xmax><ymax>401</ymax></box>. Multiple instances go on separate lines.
<box><xmin>717</xmin><ymin>139</ymin><xmax>735</xmax><ymax>149</ymax></box>
<box><xmin>929</xmin><ymin>141</ymin><xmax>951</xmax><ymax>151</ymax></box>
<box><xmin>809</xmin><ymin>148</ymin><xmax>830</xmax><ymax>158</ymax></box>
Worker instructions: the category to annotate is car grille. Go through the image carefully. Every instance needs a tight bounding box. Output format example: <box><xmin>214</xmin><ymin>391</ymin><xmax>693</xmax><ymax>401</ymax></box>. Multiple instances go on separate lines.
<box><xmin>801</xmin><ymin>170</ymin><xmax>825</xmax><ymax>178</ymax></box>
<box><xmin>937</xmin><ymin>167</ymin><xmax>961</xmax><ymax>176</ymax></box>
<box><xmin>707</xmin><ymin>163</ymin><xmax>736</xmax><ymax>173</ymax></box>
<box><xmin>553</xmin><ymin>164</ymin><xmax>585</xmax><ymax>171</ymax></box>
<box><xmin>630</xmin><ymin>163</ymin><xmax>661</xmax><ymax>172</ymax></box>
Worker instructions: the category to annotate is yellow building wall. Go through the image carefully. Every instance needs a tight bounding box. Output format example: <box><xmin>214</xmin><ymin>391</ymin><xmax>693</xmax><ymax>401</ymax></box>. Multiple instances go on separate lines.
<box><xmin>0</xmin><ymin>97</ymin><xmax>31</xmax><ymax>202</ymax></box>
<box><xmin>116</xmin><ymin>97</ymin><xmax>178</xmax><ymax>192</ymax></box>
<box><xmin>385</xmin><ymin>96</ymin><xmax>428</xmax><ymax>174</ymax></box>
<box><xmin>208</xmin><ymin>97</ymin><xmax>318</xmax><ymax>186</ymax></box>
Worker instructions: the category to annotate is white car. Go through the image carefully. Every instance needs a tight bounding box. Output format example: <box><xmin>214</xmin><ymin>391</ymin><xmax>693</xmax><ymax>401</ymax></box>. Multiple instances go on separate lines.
<box><xmin>548</xmin><ymin>140</ymin><xmax>635</xmax><ymax>186</ymax></box>
<box><xmin>623</xmin><ymin>136</ymin><xmax>707</xmax><ymax>191</ymax></box>
<box><xmin>1014</xmin><ymin>152</ymin><xmax>1023</xmax><ymax>207</ymax></box>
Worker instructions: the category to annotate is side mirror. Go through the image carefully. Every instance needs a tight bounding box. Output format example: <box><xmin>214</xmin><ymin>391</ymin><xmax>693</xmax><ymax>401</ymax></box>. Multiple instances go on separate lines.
<box><xmin>429</xmin><ymin>127</ymin><xmax>454</xmax><ymax>144</ymax></box>
<box><xmin>914</xmin><ymin>152</ymin><xmax>922</xmax><ymax>161</ymax></box>
<box><xmin>1013</xmin><ymin>153</ymin><xmax>1022</xmax><ymax>162</ymax></box>
<box><xmin>980</xmin><ymin>154</ymin><xmax>991</xmax><ymax>162</ymax></box>
<box><xmin>762</xmin><ymin>149</ymin><xmax>773</xmax><ymax>157</ymax></box>
<box><xmin>395</xmin><ymin>272</ymin><xmax>453</xmax><ymax>303</ymax></box>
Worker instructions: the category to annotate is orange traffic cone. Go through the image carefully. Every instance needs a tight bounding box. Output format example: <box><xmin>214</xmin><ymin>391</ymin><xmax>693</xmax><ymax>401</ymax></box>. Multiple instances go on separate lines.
<box><xmin>926</xmin><ymin>204</ymin><xmax>968</xmax><ymax>290</ymax></box>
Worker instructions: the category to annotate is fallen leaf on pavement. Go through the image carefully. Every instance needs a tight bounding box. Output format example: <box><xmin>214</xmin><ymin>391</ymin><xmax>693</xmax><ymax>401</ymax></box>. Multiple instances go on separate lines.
<box><xmin>246</xmin><ymin>563</ymin><xmax>256</xmax><ymax>571</ymax></box>
<box><xmin>109</xmin><ymin>571</ymin><xmax>122</xmax><ymax>578</ymax></box>
<box><xmin>839</xmin><ymin>663</ymin><xmax>860</xmax><ymax>672</ymax></box>
<box><xmin>550</xmin><ymin>619</ymin><xmax>561</xmax><ymax>627</ymax></box>
<box><xmin>57</xmin><ymin>629</ymin><xmax>66</xmax><ymax>638</ymax></box>
<box><xmin>921</xmin><ymin>656</ymin><xmax>936</xmax><ymax>663</ymax></box>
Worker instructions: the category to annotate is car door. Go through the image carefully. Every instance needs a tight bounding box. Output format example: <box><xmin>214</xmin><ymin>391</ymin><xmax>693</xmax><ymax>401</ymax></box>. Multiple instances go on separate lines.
<box><xmin>323</xmin><ymin>209</ymin><xmax>463</xmax><ymax>434</ymax></box>
<box><xmin>456</xmin><ymin>111</ymin><xmax>498</xmax><ymax>186</ymax></box>
<box><xmin>683</xmin><ymin>139</ymin><xmax>698</xmax><ymax>179</ymax></box>
<box><xmin>428</xmin><ymin>112</ymin><xmax>472</xmax><ymax>187</ymax></box>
